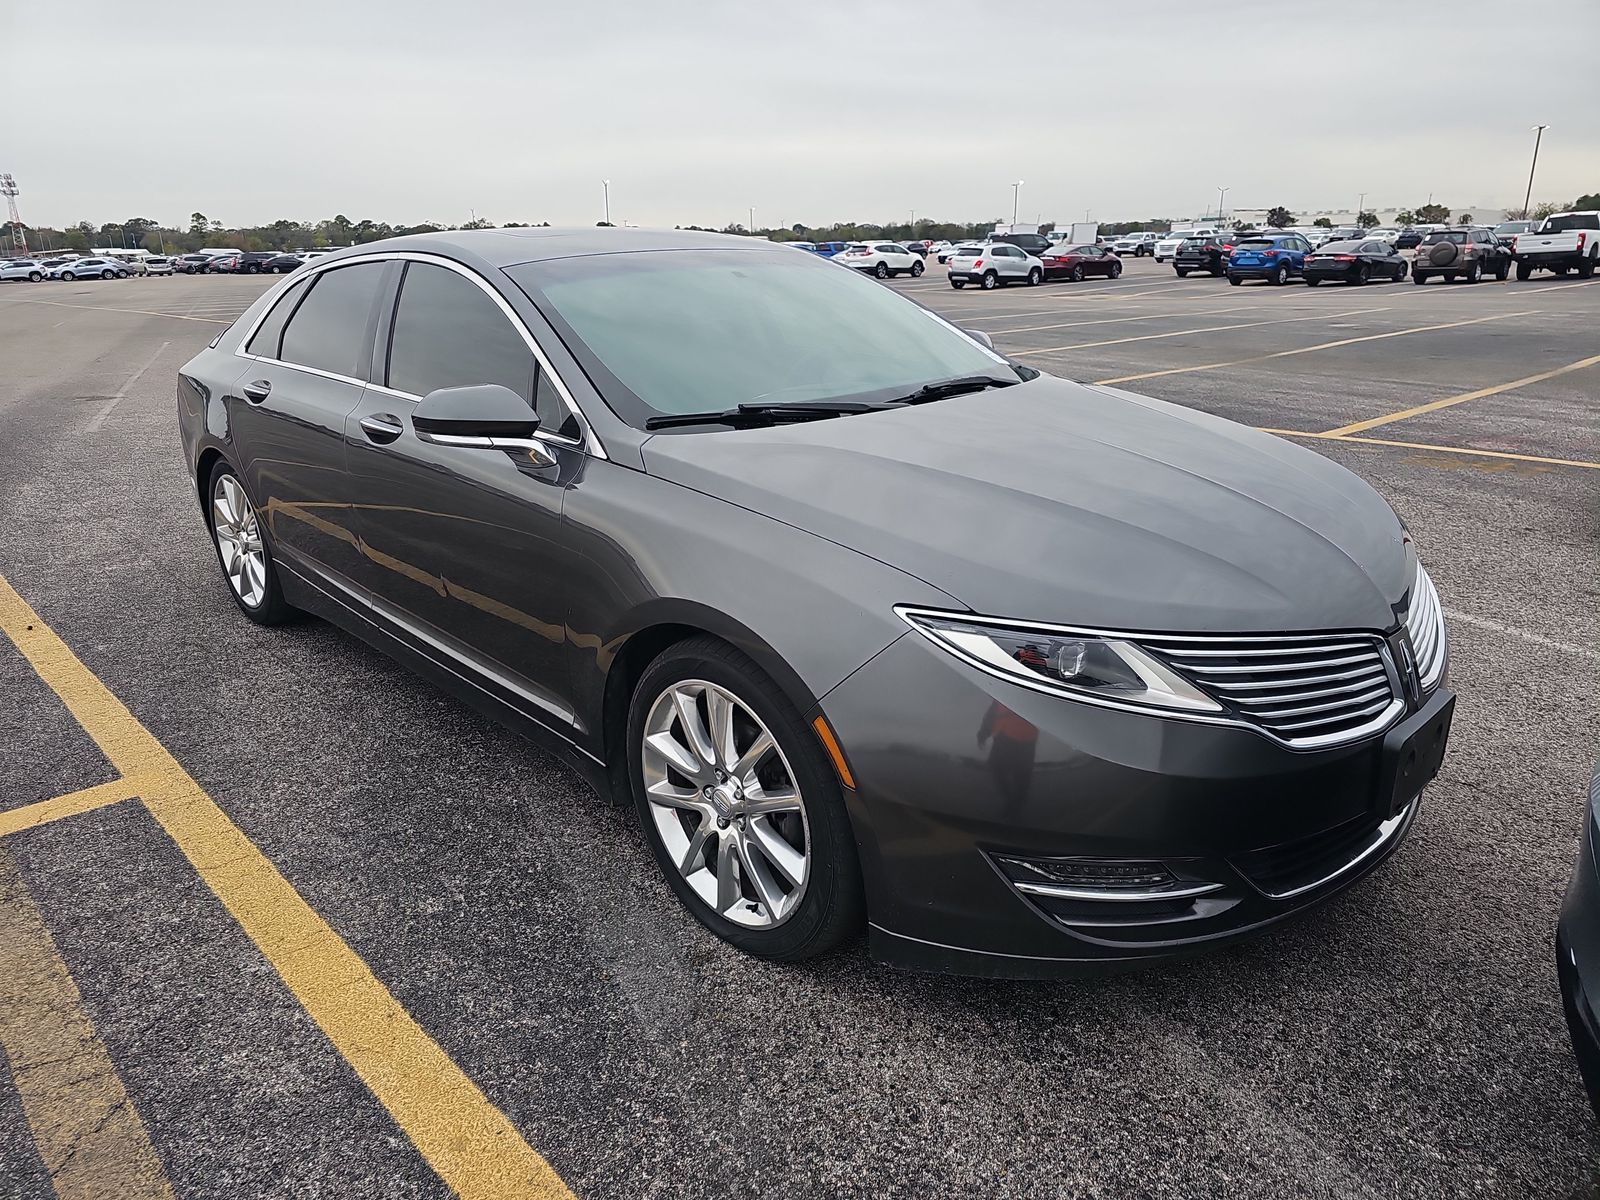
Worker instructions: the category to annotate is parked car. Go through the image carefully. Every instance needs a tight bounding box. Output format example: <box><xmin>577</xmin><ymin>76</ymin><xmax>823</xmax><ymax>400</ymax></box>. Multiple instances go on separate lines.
<box><xmin>787</xmin><ymin>242</ymin><xmax>818</xmax><ymax>254</ymax></box>
<box><xmin>1558</xmin><ymin>757</ymin><xmax>1600</xmax><ymax>1115</ymax></box>
<box><xmin>947</xmin><ymin>243</ymin><xmax>1043</xmax><ymax>289</ymax></box>
<box><xmin>175</xmin><ymin>254</ymin><xmax>215</xmax><ymax>274</ymax></box>
<box><xmin>1412</xmin><ymin>227</ymin><xmax>1511</xmax><ymax>284</ymax></box>
<box><xmin>1302</xmin><ymin>240</ymin><xmax>1409</xmax><ymax>286</ymax></box>
<box><xmin>117</xmin><ymin>258</ymin><xmax>149</xmax><ymax>276</ymax></box>
<box><xmin>1226</xmin><ymin>233</ymin><xmax>1312</xmax><ymax>285</ymax></box>
<box><xmin>1112</xmin><ymin>232</ymin><xmax>1160</xmax><ymax>257</ymax></box>
<box><xmin>936</xmin><ymin>243</ymin><xmax>972</xmax><ymax>264</ymax></box>
<box><xmin>178</xmin><ymin>228</ymin><xmax>1452</xmax><ymax>976</ymax></box>
<box><xmin>1155</xmin><ymin>228</ymin><xmax>1218</xmax><ymax>262</ymax></box>
<box><xmin>0</xmin><ymin>259</ymin><xmax>46</xmax><ymax>282</ymax></box>
<box><xmin>257</xmin><ymin>254</ymin><xmax>304</xmax><ymax>273</ymax></box>
<box><xmin>1393</xmin><ymin>228</ymin><xmax>1424</xmax><ymax>250</ymax></box>
<box><xmin>1041</xmin><ymin>244</ymin><xmax>1123</xmax><ymax>281</ymax></box>
<box><xmin>144</xmin><ymin>256</ymin><xmax>175</xmax><ymax>275</ymax></box>
<box><xmin>990</xmin><ymin>230</ymin><xmax>1055</xmax><ymax>256</ymax></box>
<box><xmin>54</xmin><ymin>257</ymin><xmax>127</xmax><ymax>280</ymax></box>
<box><xmin>1364</xmin><ymin>228</ymin><xmax>1401</xmax><ymax>245</ymax></box>
<box><xmin>1493</xmin><ymin>220</ymin><xmax>1534</xmax><ymax>246</ymax></box>
<box><xmin>204</xmin><ymin>254</ymin><xmax>245</xmax><ymax>274</ymax></box>
<box><xmin>835</xmin><ymin>242</ymin><xmax>924</xmax><ymax>279</ymax></box>
<box><xmin>1173</xmin><ymin>234</ymin><xmax>1242</xmax><ymax>277</ymax></box>
<box><xmin>233</xmin><ymin>251</ymin><xmax>284</xmax><ymax>274</ymax></box>
<box><xmin>1512</xmin><ymin>211</ymin><xmax>1599</xmax><ymax>280</ymax></box>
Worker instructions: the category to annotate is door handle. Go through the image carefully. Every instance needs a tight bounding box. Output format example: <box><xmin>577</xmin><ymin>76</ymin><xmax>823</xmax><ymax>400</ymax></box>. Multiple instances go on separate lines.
<box><xmin>359</xmin><ymin>413</ymin><xmax>405</xmax><ymax>444</ymax></box>
<box><xmin>242</xmin><ymin>380</ymin><xmax>271</xmax><ymax>404</ymax></box>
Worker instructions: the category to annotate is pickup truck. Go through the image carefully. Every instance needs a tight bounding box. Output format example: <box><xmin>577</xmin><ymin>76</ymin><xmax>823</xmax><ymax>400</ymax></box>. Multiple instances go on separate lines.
<box><xmin>1512</xmin><ymin>211</ymin><xmax>1599</xmax><ymax>280</ymax></box>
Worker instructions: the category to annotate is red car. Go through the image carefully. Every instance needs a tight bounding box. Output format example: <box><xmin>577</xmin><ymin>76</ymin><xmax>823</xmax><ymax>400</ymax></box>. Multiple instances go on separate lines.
<box><xmin>1041</xmin><ymin>244</ymin><xmax>1123</xmax><ymax>282</ymax></box>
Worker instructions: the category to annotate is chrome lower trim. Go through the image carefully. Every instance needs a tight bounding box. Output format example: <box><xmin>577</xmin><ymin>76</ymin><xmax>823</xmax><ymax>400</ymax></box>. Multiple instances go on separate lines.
<box><xmin>1251</xmin><ymin>798</ymin><xmax>1416</xmax><ymax>901</ymax></box>
<box><xmin>1013</xmin><ymin>880</ymin><xmax>1225</xmax><ymax>903</ymax></box>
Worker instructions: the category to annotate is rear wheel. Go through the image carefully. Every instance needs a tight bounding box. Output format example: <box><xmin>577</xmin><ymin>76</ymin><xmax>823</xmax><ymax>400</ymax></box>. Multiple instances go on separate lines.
<box><xmin>1412</xmin><ymin>270</ymin><xmax>1427</xmax><ymax>285</ymax></box>
<box><xmin>1272</xmin><ymin>263</ymin><xmax>1289</xmax><ymax>286</ymax></box>
<box><xmin>981</xmin><ymin>271</ymin><xmax>998</xmax><ymax>290</ymax></box>
<box><xmin>910</xmin><ymin>260</ymin><xmax>924</xmax><ymax>277</ymax></box>
<box><xmin>1228</xmin><ymin>274</ymin><xmax>1242</xmax><ymax>286</ymax></box>
<box><xmin>1355</xmin><ymin>264</ymin><xmax>1370</xmax><ymax>286</ymax></box>
<box><xmin>60</xmin><ymin>271</ymin><xmax>75</xmax><ymax>281</ymax></box>
<box><xmin>949</xmin><ymin>278</ymin><xmax>966</xmax><ymax>289</ymax></box>
<box><xmin>627</xmin><ymin>638</ymin><xmax>863</xmax><ymax>961</ymax></box>
<box><xmin>1555</xmin><ymin>265</ymin><xmax>1570</xmax><ymax>276</ymax></box>
<box><xmin>1464</xmin><ymin>261</ymin><xmax>1481</xmax><ymax>284</ymax></box>
<box><xmin>1070</xmin><ymin>264</ymin><xmax>1084</xmax><ymax>282</ymax></box>
<box><xmin>874</xmin><ymin>262</ymin><xmax>889</xmax><ymax>279</ymax></box>
<box><xmin>1027</xmin><ymin>267</ymin><xmax>1042</xmax><ymax>286</ymax></box>
<box><xmin>1305</xmin><ymin>276</ymin><xmax>1321</xmax><ymax>287</ymax></box>
<box><xmin>1579</xmin><ymin>255</ymin><xmax>1596</xmax><ymax>279</ymax></box>
<box><xmin>207</xmin><ymin>463</ymin><xmax>294</xmax><ymax>625</ymax></box>
<box><xmin>1175</xmin><ymin>267</ymin><xmax>1189</xmax><ymax>277</ymax></box>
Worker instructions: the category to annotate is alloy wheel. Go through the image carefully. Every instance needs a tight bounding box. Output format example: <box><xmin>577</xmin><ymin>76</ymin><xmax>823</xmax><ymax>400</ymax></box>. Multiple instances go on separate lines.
<box><xmin>640</xmin><ymin>680</ymin><xmax>810</xmax><ymax>929</ymax></box>
<box><xmin>211</xmin><ymin>473</ymin><xmax>268</xmax><ymax>609</ymax></box>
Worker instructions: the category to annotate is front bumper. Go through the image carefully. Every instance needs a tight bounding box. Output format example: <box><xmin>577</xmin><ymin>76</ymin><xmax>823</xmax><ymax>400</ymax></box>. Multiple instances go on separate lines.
<box><xmin>1558</xmin><ymin>809</ymin><xmax>1600</xmax><ymax>1112</ymax></box>
<box><xmin>822</xmin><ymin>630</ymin><xmax>1450</xmax><ymax>977</ymax></box>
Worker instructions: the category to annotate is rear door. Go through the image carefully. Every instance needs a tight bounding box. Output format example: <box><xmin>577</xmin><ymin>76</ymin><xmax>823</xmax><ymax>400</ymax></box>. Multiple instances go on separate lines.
<box><xmin>229</xmin><ymin>260</ymin><xmax>388</xmax><ymax>586</ymax></box>
<box><xmin>343</xmin><ymin>257</ymin><xmax>586</xmax><ymax>724</ymax></box>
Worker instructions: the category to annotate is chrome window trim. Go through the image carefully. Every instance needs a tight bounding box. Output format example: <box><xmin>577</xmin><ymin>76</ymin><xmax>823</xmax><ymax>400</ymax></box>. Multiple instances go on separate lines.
<box><xmin>230</xmin><ymin>250</ymin><xmax>606</xmax><ymax>459</ymax></box>
<box><xmin>894</xmin><ymin>604</ymin><xmax>1407</xmax><ymax>752</ymax></box>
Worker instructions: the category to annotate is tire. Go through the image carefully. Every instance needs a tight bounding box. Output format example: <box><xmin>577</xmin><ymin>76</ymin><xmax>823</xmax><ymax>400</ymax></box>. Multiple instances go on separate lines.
<box><xmin>1209</xmin><ymin>264</ymin><xmax>1224</xmax><ymax>277</ymax></box>
<box><xmin>1355</xmin><ymin>264</ymin><xmax>1370</xmax><ymax>286</ymax></box>
<box><xmin>1579</xmin><ymin>255</ymin><xmax>1596</xmax><ymax>279</ymax></box>
<box><xmin>1305</xmin><ymin>276</ymin><xmax>1322</xmax><ymax>286</ymax></box>
<box><xmin>1175</xmin><ymin>268</ymin><xmax>1189</xmax><ymax>278</ymax></box>
<box><xmin>1463</xmin><ymin>261</ymin><xmax>1480</xmax><ymax>284</ymax></box>
<box><xmin>1110</xmin><ymin>262</ymin><xmax>1122</xmax><ymax>278</ymax></box>
<box><xmin>246</xmin><ymin>263</ymin><xmax>260</xmax><ymax>274</ymax></box>
<box><xmin>206</xmin><ymin>462</ymin><xmax>294</xmax><ymax>625</ymax></box>
<box><xmin>626</xmin><ymin>636</ymin><xmax>864</xmax><ymax>961</ymax></box>
<box><xmin>1272</xmin><ymin>263</ymin><xmax>1289</xmax><ymax>286</ymax></box>
<box><xmin>60</xmin><ymin>271</ymin><xmax>75</xmax><ymax>281</ymax></box>
<box><xmin>949</xmin><ymin>278</ymin><xmax>966</xmax><ymax>289</ymax></box>
<box><xmin>1444</xmin><ymin>273</ymin><xmax>1457</xmax><ymax>283</ymax></box>
<box><xmin>1555</xmin><ymin>265</ymin><xmax>1571</xmax><ymax>277</ymax></box>
<box><xmin>1027</xmin><ymin>267</ymin><xmax>1042</xmax><ymax>286</ymax></box>
<box><xmin>1228</xmin><ymin>274</ymin><xmax>1242</xmax><ymax>286</ymax></box>
<box><xmin>981</xmin><ymin>271</ymin><xmax>998</xmax><ymax>290</ymax></box>
<box><xmin>27</xmin><ymin>271</ymin><xmax>41</xmax><ymax>282</ymax></box>
<box><xmin>874</xmin><ymin>262</ymin><xmax>889</xmax><ymax>279</ymax></box>
<box><xmin>1070</xmin><ymin>264</ymin><xmax>1085</xmax><ymax>282</ymax></box>
<box><xmin>105</xmin><ymin>271</ymin><xmax>119</xmax><ymax>279</ymax></box>
<box><xmin>1412</xmin><ymin>270</ymin><xmax>1427</xmax><ymax>285</ymax></box>
<box><xmin>1395</xmin><ymin>262</ymin><xmax>1408</xmax><ymax>281</ymax></box>
<box><xmin>910</xmin><ymin>260</ymin><xmax>924</xmax><ymax>278</ymax></box>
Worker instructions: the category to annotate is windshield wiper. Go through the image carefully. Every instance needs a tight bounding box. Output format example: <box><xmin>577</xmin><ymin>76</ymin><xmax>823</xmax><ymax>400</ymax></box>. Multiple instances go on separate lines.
<box><xmin>644</xmin><ymin>400</ymin><xmax>887</xmax><ymax>430</ymax></box>
<box><xmin>886</xmin><ymin>374</ymin><xmax>1020</xmax><ymax>406</ymax></box>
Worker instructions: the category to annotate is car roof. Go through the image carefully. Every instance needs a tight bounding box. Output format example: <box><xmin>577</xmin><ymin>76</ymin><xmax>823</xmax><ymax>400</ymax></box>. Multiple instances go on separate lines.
<box><xmin>300</xmin><ymin>227</ymin><xmax>799</xmax><ymax>270</ymax></box>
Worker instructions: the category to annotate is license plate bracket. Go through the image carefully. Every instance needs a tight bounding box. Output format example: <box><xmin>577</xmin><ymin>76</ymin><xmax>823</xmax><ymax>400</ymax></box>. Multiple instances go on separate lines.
<box><xmin>1378</xmin><ymin>691</ymin><xmax>1454</xmax><ymax>818</ymax></box>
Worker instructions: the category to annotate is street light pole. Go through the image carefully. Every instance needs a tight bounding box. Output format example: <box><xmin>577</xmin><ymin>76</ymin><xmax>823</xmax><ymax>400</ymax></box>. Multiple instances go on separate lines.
<box><xmin>602</xmin><ymin>179</ymin><xmax>610</xmax><ymax>225</ymax></box>
<box><xmin>1216</xmin><ymin>186</ymin><xmax>1228</xmax><ymax>223</ymax></box>
<box><xmin>1012</xmin><ymin>180</ymin><xmax>1023</xmax><ymax>226</ymax></box>
<box><xmin>1357</xmin><ymin>192</ymin><xmax>1366</xmax><ymax>225</ymax></box>
<box><xmin>1522</xmin><ymin>124</ymin><xmax>1548</xmax><ymax>220</ymax></box>
<box><xmin>749</xmin><ymin>205</ymin><xmax>755</xmax><ymax>233</ymax></box>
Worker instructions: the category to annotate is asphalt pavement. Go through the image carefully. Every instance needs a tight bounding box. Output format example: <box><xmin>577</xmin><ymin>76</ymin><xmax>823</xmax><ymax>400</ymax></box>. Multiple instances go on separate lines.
<box><xmin>1</xmin><ymin>260</ymin><xmax>1596</xmax><ymax>1198</ymax></box>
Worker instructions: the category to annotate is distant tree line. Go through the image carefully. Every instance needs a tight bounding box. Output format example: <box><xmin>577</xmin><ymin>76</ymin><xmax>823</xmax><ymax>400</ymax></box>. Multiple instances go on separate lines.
<box><xmin>4</xmin><ymin>191</ymin><xmax>1592</xmax><ymax>255</ymax></box>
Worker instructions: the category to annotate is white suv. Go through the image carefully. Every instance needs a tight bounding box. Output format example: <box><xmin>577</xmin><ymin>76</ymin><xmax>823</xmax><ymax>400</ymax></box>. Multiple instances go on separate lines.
<box><xmin>835</xmin><ymin>242</ymin><xmax>924</xmax><ymax>279</ymax></box>
<box><xmin>946</xmin><ymin>243</ymin><xmax>1044</xmax><ymax>290</ymax></box>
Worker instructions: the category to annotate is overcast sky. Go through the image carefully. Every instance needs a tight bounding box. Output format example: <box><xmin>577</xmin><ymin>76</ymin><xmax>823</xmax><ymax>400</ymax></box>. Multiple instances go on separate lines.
<box><xmin>5</xmin><ymin>0</ymin><xmax>1597</xmax><ymax>231</ymax></box>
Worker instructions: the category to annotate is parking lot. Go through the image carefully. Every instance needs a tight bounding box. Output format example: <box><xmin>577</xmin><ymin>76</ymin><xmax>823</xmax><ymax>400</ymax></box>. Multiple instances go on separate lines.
<box><xmin>1</xmin><ymin>261</ymin><xmax>1597</xmax><ymax>1197</ymax></box>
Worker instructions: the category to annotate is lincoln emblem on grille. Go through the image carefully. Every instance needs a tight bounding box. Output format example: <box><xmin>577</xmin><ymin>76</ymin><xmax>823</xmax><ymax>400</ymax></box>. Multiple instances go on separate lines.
<box><xmin>1393</xmin><ymin>631</ymin><xmax>1423</xmax><ymax>708</ymax></box>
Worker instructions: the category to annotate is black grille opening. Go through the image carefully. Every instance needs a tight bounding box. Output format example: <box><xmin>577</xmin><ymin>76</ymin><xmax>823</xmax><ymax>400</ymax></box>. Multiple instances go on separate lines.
<box><xmin>1232</xmin><ymin>813</ymin><xmax>1384</xmax><ymax>897</ymax></box>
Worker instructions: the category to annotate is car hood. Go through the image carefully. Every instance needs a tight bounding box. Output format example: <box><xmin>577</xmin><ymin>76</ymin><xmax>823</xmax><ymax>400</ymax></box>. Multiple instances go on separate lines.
<box><xmin>640</xmin><ymin>375</ymin><xmax>1412</xmax><ymax>633</ymax></box>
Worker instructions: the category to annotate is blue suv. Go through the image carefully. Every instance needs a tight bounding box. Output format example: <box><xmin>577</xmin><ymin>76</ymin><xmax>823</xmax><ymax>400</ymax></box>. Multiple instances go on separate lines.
<box><xmin>1227</xmin><ymin>232</ymin><xmax>1312</xmax><ymax>285</ymax></box>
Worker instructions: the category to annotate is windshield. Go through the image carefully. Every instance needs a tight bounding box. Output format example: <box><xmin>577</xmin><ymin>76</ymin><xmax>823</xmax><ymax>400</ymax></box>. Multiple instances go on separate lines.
<box><xmin>1539</xmin><ymin>214</ymin><xmax>1600</xmax><ymax>233</ymax></box>
<box><xmin>509</xmin><ymin>249</ymin><xmax>1011</xmax><ymax>428</ymax></box>
<box><xmin>951</xmin><ymin>245</ymin><xmax>985</xmax><ymax>256</ymax></box>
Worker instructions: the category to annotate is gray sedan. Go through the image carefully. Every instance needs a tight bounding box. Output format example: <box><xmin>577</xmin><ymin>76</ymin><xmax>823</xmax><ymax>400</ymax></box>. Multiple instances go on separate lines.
<box><xmin>177</xmin><ymin>228</ymin><xmax>1453</xmax><ymax>976</ymax></box>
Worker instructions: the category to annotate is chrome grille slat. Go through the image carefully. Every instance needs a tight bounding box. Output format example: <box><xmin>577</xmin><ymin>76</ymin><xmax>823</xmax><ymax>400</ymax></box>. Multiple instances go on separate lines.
<box><xmin>1144</xmin><ymin>631</ymin><xmax>1400</xmax><ymax>748</ymax></box>
<box><xmin>1403</xmin><ymin>567</ymin><xmax>1446</xmax><ymax>692</ymax></box>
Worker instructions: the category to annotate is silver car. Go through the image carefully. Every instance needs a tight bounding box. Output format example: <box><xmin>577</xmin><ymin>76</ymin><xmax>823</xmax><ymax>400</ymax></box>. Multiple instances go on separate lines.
<box><xmin>0</xmin><ymin>259</ymin><xmax>47</xmax><ymax>282</ymax></box>
<box><xmin>946</xmin><ymin>243</ymin><xmax>1044</xmax><ymax>290</ymax></box>
<box><xmin>143</xmin><ymin>256</ymin><xmax>176</xmax><ymax>275</ymax></box>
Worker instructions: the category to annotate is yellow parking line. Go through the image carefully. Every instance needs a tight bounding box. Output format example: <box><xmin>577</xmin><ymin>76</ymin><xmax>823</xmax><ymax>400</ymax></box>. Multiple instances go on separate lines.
<box><xmin>0</xmin><ymin>852</ymin><xmax>178</xmax><ymax>1200</ymax></box>
<box><xmin>0</xmin><ymin>572</ymin><xmax>574</xmax><ymax>1200</ymax></box>
<box><xmin>1321</xmin><ymin>352</ymin><xmax>1600</xmax><ymax>435</ymax></box>
<box><xmin>1260</xmin><ymin>427</ymin><xmax>1600</xmax><ymax>471</ymax></box>
<box><xmin>1014</xmin><ymin>307</ymin><xmax>1386</xmax><ymax>356</ymax></box>
<box><xmin>1093</xmin><ymin>310</ymin><xmax>1535</xmax><ymax>385</ymax></box>
<box><xmin>0</xmin><ymin>777</ymin><xmax>145</xmax><ymax>838</ymax></box>
<box><xmin>0</xmin><ymin>296</ymin><xmax>232</xmax><ymax>324</ymax></box>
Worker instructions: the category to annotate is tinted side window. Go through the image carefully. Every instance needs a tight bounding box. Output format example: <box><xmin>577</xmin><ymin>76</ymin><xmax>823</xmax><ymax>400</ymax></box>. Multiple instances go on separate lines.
<box><xmin>246</xmin><ymin>278</ymin><xmax>312</xmax><ymax>358</ymax></box>
<box><xmin>279</xmin><ymin>263</ymin><xmax>385</xmax><ymax>378</ymax></box>
<box><xmin>387</xmin><ymin>262</ymin><xmax>535</xmax><ymax>402</ymax></box>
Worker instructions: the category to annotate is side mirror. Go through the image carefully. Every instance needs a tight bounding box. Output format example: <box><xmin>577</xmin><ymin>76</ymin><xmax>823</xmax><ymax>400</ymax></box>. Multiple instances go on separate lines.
<box><xmin>412</xmin><ymin>384</ymin><xmax>556</xmax><ymax>466</ymax></box>
<box><xmin>965</xmin><ymin>328</ymin><xmax>995</xmax><ymax>350</ymax></box>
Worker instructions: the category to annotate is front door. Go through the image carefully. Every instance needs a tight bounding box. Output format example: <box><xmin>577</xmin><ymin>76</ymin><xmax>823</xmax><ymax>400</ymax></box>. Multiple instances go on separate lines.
<box><xmin>342</xmin><ymin>258</ymin><xmax>584</xmax><ymax>728</ymax></box>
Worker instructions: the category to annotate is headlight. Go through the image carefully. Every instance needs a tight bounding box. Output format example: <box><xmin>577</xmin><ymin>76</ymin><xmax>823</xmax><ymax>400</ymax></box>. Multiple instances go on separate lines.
<box><xmin>897</xmin><ymin>608</ymin><xmax>1222</xmax><ymax>714</ymax></box>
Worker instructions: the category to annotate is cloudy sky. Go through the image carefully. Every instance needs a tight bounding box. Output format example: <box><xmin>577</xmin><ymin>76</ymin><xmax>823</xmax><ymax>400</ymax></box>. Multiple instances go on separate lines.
<box><xmin>6</xmin><ymin>0</ymin><xmax>1596</xmax><ymax>231</ymax></box>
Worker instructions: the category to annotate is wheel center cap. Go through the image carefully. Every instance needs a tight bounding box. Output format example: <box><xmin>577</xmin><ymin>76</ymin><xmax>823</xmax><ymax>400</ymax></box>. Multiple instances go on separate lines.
<box><xmin>707</xmin><ymin>781</ymin><xmax>742</xmax><ymax>822</ymax></box>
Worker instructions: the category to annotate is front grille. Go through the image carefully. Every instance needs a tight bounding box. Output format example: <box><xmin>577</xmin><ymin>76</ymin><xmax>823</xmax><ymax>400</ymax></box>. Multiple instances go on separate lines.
<box><xmin>1403</xmin><ymin>566</ymin><xmax>1446</xmax><ymax>692</ymax></box>
<box><xmin>1142</xmin><ymin>632</ymin><xmax>1400</xmax><ymax>749</ymax></box>
<box><xmin>1232</xmin><ymin>798</ymin><xmax>1414</xmax><ymax>898</ymax></box>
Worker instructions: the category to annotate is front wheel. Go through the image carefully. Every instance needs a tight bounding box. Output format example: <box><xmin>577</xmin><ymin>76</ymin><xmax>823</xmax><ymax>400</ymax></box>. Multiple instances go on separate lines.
<box><xmin>1110</xmin><ymin>262</ymin><xmax>1122</xmax><ymax>278</ymax></box>
<box><xmin>910</xmin><ymin>260</ymin><xmax>924</xmax><ymax>278</ymax></box>
<box><xmin>980</xmin><ymin>271</ymin><xmax>998</xmax><ymax>290</ymax></box>
<box><xmin>28</xmin><ymin>271</ymin><xmax>41</xmax><ymax>282</ymax></box>
<box><xmin>874</xmin><ymin>262</ymin><xmax>889</xmax><ymax>279</ymax></box>
<box><xmin>1394</xmin><ymin>262</ymin><xmax>1408</xmax><ymax>281</ymax></box>
<box><xmin>207</xmin><ymin>463</ymin><xmax>294</xmax><ymax>625</ymax></box>
<box><xmin>628</xmin><ymin>637</ymin><xmax>864</xmax><ymax>961</ymax></box>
